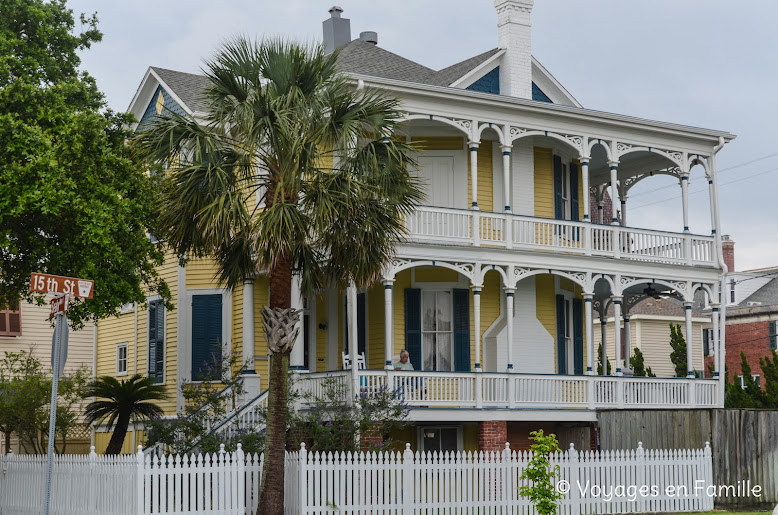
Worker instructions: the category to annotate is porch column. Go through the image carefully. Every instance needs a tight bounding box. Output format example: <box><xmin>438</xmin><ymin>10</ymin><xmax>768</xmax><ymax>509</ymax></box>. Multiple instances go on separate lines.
<box><xmin>681</xmin><ymin>173</ymin><xmax>691</xmax><ymax>233</ymax></box>
<box><xmin>711</xmin><ymin>304</ymin><xmax>720</xmax><ymax>378</ymax></box>
<box><xmin>613</xmin><ymin>297</ymin><xmax>623</xmax><ymax>375</ymax></box>
<box><xmin>584</xmin><ymin>294</ymin><xmax>594</xmax><ymax>375</ymax></box>
<box><xmin>473</xmin><ymin>285</ymin><xmax>483</xmax><ymax>371</ymax></box>
<box><xmin>598</xmin><ymin>199</ymin><xmax>605</xmax><ymax>224</ymax></box>
<box><xmin>600</xmin><ymin>317</ymin><xmax>608</xmax><ymax>375</ymax></box>
<box><xmin>384</xmin><ymin>279</ymin><xmax>395</xmax><ymax>370</ymax></box>
<box><xmin>620</xmin><ymin>195</ymin><xmax>628</xmax><ymax>227</ymax></box>
<box><xmin>505</xmin><ymin>288</ymin><xmax>515</xmax><ymax>372</ymax></box>
<box><xmin>609</xmin><ymin>161</ymin><xmax>620</xmax><ymax>225</ymax></box>
<box><xmin>469</xmin><ymin>141</ymin><xmax>480</xmax><ymax>210</ymax></box>
<box><xmin>242</xmin><ymin>279</ymin><xmax>255</xmax><ymax>373</ymax></box>
<box><xmin>684</xmin><ymin>302</ymin><xmax>694</xmax><ymax>377</ymax></box>
<box><xmin>501</xmin><ymin>145</ymin><xmax>512</xmax><ymax>212</ymax></box>
<box><xmin>581</xmin><ymin>158</ymin><xmax>591</xmax><ymax>221</ymax></box>
<box><xmin>347</xmin><ymin>281</ymin><xmax>358</xmax><ymax>362</ymax></box>
<box><xmin>290</xmin><ymin>273</ymin><xmax>305</xmax><ymax>370</ymax></box>
<box><xmin>623</xmin><ymin>315</ymin><xmax>631</xmax><ymax>367</ymax></box>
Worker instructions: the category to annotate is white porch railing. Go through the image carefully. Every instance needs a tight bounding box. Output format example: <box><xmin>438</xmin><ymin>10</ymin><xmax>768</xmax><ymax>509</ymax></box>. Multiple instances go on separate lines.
<box><xmin>298</xmin><ymin>371</ymin><xmax>719</xmax><ymax>411</ymax></box>
<box><xmin>405</xmin><ymin>206</ymin><xmax>716</xmax><ymax>266</ymax></box>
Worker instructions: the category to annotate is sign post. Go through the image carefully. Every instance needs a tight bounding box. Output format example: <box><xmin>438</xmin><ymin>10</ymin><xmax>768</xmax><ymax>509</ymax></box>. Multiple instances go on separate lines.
<box><xmin>31</xmin><ymin>273</ymin><xmax>93</xmax><ymax>515</ymax></box>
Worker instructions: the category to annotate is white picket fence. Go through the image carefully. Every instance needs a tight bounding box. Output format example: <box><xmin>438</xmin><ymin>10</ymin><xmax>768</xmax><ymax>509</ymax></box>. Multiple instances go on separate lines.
<box><xmin>0</xmin><ymin>442</ymin><xmax>713</xmax><ymax>515</ymax></box>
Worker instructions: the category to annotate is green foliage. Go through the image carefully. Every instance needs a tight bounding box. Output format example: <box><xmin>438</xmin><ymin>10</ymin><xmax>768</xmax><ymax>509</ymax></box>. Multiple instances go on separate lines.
<box><xmin>596</xmin><ymin>343</ymin><xmax>612</xmax><ymax>375</ymax></box>
<box><xmin>289</xmin><ymin>376</ymin><xmax>410</xmax><ymax>454</ymax></box>
<box><xmin>83</xmin><ymin>374</ymin><xmax>166</xmax><ymax>454</ymax></box>
<box><xmin>0</xmin><ymin>349</ymin><xmax>90</xmax><ymax>454</ymax></box>
<box><xmin>669</xmin><ymin>323</ymin><xmax>689</xmax><ymax>377</ymax></box>
<box><xmin>144</xmin><ymin>352</ymin><xmax>268</xmax><ymax>455</ymax></box>
<box><xmin>725</xmin><ymin>351</ymin><xmax>778</xmax><ymax>409</ymax></box>
<box><xmin>0</xmin><ymin>0</ymin><xmax>168</xmax><ymax>326</ymax></box>
<box><xmin>519</xmin><ymin>430</ymin><xmax>564</xmax><ymax>515</ymax></box>
<box><xmin>629</xmin><ymin>348</ymin><xmax>656</xmax><ymax>377</ymax></box>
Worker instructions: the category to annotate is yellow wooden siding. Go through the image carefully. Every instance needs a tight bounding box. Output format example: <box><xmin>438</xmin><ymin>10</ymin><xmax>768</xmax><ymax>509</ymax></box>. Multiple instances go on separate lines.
<box><xmin>468</xmin><ymin>140</ymin><xmax>493</xmax><ymax>213</ymax></box>
<box><xmin>392</xmin><ymin>270</ymin><xmax>412</xmax><ymax>359</ymax></box>
<box><xmin>414</xmin><ymin>266</ymin><xmax>459</xmax><ymax>283</ymax></box>
<box><xmin>315</xmin><ymin>292</ymin><xmax>327</xmax><ymax>372</ymax></box>
<box><xmin>94</xmin><ymin>430</ymin><xmax>138</xmax><ymax>455</ymax></box>
<box><xmin>186</xmin><ymin>257</ymin><xmax>219</xmax><ymax>289</ymax></box>
<box><xmin>534</xmin><ymin>147</ymin><xmax>553</xmax><ymax>218</ymax></box>
<box><xmin>410</xmin><ymin>136</ymin><xmax>465</xmax><ymax>151</ymax></box>
<box><xmin>463</xmin><ymin>423</ymin><xmax>478</xmax><ymax>452</ymax></box>
<box><xmin>252</xmin><ymin>277</ymin><xmax>270</xmax><ymax>386</ymax></box>
<box><xmin>157</xmin><ymin>256</ymin><xmax>179</xmax><ymax>414</ymax></box>
<box><xmin>479</xmin><ymin>271</ymin><xmax>502</xmax><ymax>368</ymax></box>
<box><xmin>535</xmin><ymin>274</ymin><xmax>557</xmax><ymax>370</ymax></box>
<box><xmin>232</xmin><ymin>283</ymin><xmax>244</xmax><ymax>375</ymax></box>
<box><xmin>96</xmin><ymin>311</ymin><xmax>135</xmax><ymax>378</ymax></box>
<box><xmin>367</xmin><ymin>283</ymin><xmax>385</xmax><ymax>369</ymax></box>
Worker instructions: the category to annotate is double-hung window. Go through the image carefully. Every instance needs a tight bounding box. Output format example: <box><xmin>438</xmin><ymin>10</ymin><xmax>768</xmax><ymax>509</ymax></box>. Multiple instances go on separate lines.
<box><xmin>422</xmin><ymin>291</ymin><xmax>453</xmax><ymax>371</ymax></box>
<box><xmin>116</xmin><ymin>343</ymin><xmax>128</xmax><ymax>376</ymax></box>
<box><xmin>0</xmin><ymin>300</ymin><xmax>21</xmax><ymax>337</ymax></box>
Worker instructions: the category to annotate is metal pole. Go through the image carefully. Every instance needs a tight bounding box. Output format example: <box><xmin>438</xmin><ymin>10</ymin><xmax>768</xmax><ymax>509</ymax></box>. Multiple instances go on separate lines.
<box><xmin>44</xmin><ymin>312</ymin><xmax>64</xmax><ymax>515</ymax></box>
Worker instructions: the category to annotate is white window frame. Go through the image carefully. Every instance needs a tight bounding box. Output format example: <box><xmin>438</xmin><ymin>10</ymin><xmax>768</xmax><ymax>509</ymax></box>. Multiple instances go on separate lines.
<box><xmin>421</xmin><ymin>289</ymin><xmax>455</xmax><ymax>372</ymax></box>
<box><xmin>417</xmin><ymin>425</ymin><xmax>463</xmax><ymax>453</ymax></box>
<box><xmin>738</xmin><ymin>374</ymin><xmax>761</xmax><ymax>389</ymax></box>
<box><xmin>183</xmin><ymin>288</ymin><xmax>232</xmax><ymax>384</ymax></box>
<box><xmin>116</xmin><ymin>342</ymin><xmax>128</xmax><ymax>376</ymax></box>
<box><xmin>561</xmin><ymin>161</ymin><xmax>571</xmax><ymax>220</ymax></box>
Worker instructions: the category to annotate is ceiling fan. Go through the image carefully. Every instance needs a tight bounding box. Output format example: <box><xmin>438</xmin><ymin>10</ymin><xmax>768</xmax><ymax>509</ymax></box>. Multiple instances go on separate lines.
<box><xmin>643</xmin><ymin>285</ymin><xmax>664</xmax><ymax>300</ymax></box>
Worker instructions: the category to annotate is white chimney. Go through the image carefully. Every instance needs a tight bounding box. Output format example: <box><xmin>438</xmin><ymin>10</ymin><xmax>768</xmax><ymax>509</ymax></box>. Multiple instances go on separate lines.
<box><xmin>494</xmin><ymin>0</ymin><xmax>534</xmax><ymax>99</ymax></box>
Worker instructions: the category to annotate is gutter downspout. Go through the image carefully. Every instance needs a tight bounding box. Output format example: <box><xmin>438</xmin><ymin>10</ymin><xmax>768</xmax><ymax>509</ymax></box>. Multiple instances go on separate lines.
<box><xmin>712</xmin><ymin>136</ymin><xmax>727</xmax><ymax>408</ymax></box>
<box><xmin>91</xmin><ymin>321</ymin><xmax>97</xmax><ymax>448</ymax></box>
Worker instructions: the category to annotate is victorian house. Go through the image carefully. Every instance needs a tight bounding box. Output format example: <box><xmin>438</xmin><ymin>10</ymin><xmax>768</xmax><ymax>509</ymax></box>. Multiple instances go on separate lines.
<box><xmin>94</xmin><ymin>1</ymin><xmax>734</xmax><ymax>453</ymax></box>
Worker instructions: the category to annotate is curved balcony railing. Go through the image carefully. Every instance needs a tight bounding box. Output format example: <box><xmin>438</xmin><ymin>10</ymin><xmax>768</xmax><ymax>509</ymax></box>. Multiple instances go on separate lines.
<box><xmin>404</xmin><ymin>206</ymin><xmax>716</xmax><ymax>267</ymax></box>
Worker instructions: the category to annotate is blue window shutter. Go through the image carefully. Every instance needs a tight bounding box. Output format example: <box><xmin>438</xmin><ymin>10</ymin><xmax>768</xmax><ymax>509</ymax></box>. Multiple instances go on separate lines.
<box><xmin>404</xmin><ymin>289</ymin><xmax>421</xmax><ymax>370</ymax></box>
<box><xmin>573</xmin><ymin>298</ymin><xmax>583</xmax><ymax>375</ymax></box>
<box><xmin>553</xmin><ymin>155</ymin><xmax>563</xmax><ymax>220</ymax></box>
<box><xmin>556</xmin><ymin>294</ymin><xmax>566</xmax><ymax>374</ymax></box>
<box><xmin>703</xmin><ymin>329</ymin><xmax>710</xmax><ymax>356</ymax></box>
<box><xmin>192</xmin><ymin>294</ymin><xmax>223</xmax><ymax>380</ymax></box>
<box><xmin>770</xmin><ymin>322</ymin><xmax>777</xmax><ymax>351</ymax></box>
<box><xmin>453</xmin><ymin>289</ymin><xmax>471</xmax><ymax>372</ymax></box>
<box><xmin>148</xmin><ymin>300</ymin><xmax>164</xmax><ymax>382</ymax></box>
<box><xmin>570</xmin><ymin>163</ymin><xmax>579</xmax><ymax>222</ymax></box>
<box><xmin>357</xmin><ymin>292</ymin><xmax>367</xmax><ymax>357</ymax></box>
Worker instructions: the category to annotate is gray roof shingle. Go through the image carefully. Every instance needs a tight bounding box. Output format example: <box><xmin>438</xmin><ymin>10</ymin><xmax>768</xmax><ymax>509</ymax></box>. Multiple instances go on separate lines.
<box><xmin>149</xmin><ymin>44</ymin><xmax>504</xmax><ymax>113</ymax></box>
<box><xmin>151</xmin><ymin>67</ymin><xmax>211</xmax><ymax>113</ymax></box>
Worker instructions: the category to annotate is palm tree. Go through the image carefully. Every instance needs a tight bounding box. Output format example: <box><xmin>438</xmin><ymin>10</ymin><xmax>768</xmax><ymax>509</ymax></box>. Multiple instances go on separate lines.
<box><xmin>83</xmin><ymin>375</ymin><xmax>166</xmax><ymax>455</ymax></box>
<box><xmin>133</xmin><ymin>38</ymin><xmax>423</xmax><ymax>515</ymax></box>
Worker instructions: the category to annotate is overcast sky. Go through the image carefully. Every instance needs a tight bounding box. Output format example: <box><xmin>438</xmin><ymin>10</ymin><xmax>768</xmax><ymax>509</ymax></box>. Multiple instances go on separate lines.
<box><xmin>66</xmin><ymin>0</ymin><xmax>778</xmax><ymax>272</ymax></box>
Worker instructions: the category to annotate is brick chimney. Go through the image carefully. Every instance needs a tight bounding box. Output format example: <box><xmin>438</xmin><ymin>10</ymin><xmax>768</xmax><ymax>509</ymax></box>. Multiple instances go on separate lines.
<box><xmin>323</xmin><ymin>6</ymin><xmax>351</xmax><ymax>54</ymax></box>
<box><xmin>722</xmin><ymin>234</ymin><xmax>735</xmax><ymax>272</ymax></box>
<box><xmin>495</xmin><ymin>0</ymin><xmax>534</xmax><ymax>99</ymax></box>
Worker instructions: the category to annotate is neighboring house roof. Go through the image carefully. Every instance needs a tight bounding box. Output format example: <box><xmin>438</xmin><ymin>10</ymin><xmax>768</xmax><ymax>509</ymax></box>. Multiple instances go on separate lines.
<box><xmin>737</xmin><ymin>276</ymin><xmax>778</xmax><ymax>307</ymax></box>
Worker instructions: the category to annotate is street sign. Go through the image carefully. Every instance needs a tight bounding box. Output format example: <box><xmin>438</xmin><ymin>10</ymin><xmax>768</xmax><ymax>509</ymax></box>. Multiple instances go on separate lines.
<box><xmin>31</xmin><ymin>273</ymin><xmax>94</xmax><ymax>298</ymax></box>
<box><xmin>50</xmin><ymin>296</ymin><xmax>67</xmax><ymax>317</ymax></box>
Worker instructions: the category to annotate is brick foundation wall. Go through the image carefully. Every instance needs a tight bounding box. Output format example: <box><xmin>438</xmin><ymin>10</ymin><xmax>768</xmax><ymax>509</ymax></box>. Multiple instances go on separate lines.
<box><xmin>360</xmin><ymin>429</ymin><xmax>383</xmax><ymax>452</ymax></box>
<box><xmin>478</xmin><ymin>421</ymin><xmax>508</xmax><ymax>452</ymax></box>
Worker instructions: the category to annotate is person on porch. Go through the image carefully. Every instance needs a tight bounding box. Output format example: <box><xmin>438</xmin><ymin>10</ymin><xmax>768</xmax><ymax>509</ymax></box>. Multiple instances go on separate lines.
<box><xmin>394</xmin><ymin>350</ymin><xmax>414</xmax><ymax>370</ymax></box>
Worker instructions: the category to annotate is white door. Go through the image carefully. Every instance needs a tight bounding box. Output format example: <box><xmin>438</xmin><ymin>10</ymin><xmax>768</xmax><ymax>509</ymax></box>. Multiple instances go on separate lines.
<box><xmin>417</xmin><ymin>156</ymin><xmax>455</xmax><ymax>208</ymax></box>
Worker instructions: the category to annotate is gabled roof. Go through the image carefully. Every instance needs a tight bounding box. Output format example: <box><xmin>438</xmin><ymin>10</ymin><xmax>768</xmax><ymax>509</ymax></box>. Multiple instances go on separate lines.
<box><xmin>739</xmin><ymin>277</ymin><xmax>778</xmax><ymax>307</ymax></box>
<box><xmin>429</xmin><ymin>48</ymin><xmax>502</xmax><ymax>87</ymax></box>
<box><xmin>150</xmin><ymin>67</ymin><xmax>211</xmax><ymax>113</ymax></box>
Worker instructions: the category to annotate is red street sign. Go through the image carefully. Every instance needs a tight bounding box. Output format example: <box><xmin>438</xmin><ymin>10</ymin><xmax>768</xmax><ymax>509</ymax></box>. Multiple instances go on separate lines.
<box><xmin>50</xmin><ymin>296</ymin><xmax>67</xmax><ymax>317</ymax></box>
<box><xmin>31</xmin><ymin>273</ymin><xmax>94</xmax><ymax>298</ymax></box>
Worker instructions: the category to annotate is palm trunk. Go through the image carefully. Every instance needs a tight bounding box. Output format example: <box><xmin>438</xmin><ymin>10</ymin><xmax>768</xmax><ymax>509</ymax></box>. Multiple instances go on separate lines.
<box><xmin>257</xmin><ymin>252</ymin><xmax>293</xmax><ymax>515</ymax></box>
<box><xmin>105</xmin><ymin>414</ymin><xmax>130</xmax><ymax>455</ymax></box>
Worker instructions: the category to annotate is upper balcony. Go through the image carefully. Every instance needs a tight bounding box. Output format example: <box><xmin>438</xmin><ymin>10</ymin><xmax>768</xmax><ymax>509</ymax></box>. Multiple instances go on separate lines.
<box><xmin>404</xmin><ymin>206</ymin><xmax>715</xmax><ymax>267</ymax></box>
